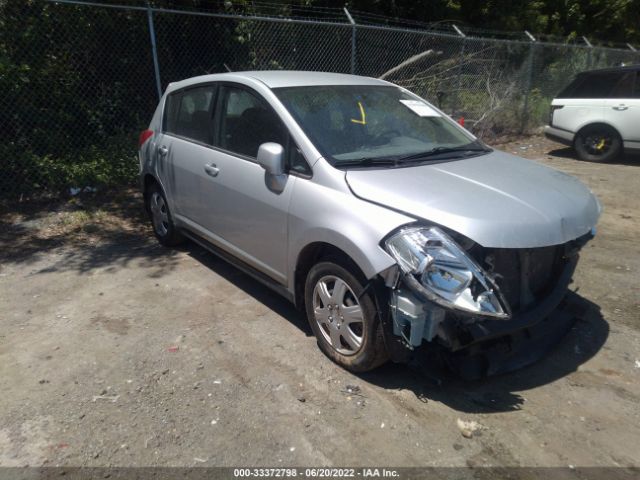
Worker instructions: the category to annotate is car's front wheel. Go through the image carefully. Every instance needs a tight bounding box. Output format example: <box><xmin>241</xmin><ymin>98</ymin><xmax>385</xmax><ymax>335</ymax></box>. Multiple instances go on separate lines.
<box><xmin>304</xmin><ymin>260</ymin><xmax>388</xmax><ymax>372</ymax></box>
<box><xmin>145</xmin><ymin>182</ymin><xmax>184</xmax><ymax>247</ymax></box>
<box><xmin>574</xmin><ymin>125</ymin><xmax>622</xmax><ymax>163</ymax></box>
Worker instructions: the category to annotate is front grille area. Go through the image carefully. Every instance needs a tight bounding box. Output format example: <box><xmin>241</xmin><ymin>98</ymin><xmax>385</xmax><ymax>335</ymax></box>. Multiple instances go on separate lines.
<box><xmin>472</xmin><ymin>245</ymin><xmax>566</xmax><ymax>313</ymax></box>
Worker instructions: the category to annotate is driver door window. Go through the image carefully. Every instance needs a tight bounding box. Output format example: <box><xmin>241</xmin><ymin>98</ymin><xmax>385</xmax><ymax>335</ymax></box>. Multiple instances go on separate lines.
<box><xmin>216</xmin><ymin>86</ymin><xmax>287</xmax><ymax>158</ymax></box>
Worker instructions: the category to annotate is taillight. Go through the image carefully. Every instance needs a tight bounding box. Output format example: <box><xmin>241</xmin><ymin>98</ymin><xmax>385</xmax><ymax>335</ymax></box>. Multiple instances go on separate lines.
<box><xmin>549</xmin><ymin>105</ymin><xmax>563</xmax><ymax>126</ymax></box>
<box><xmin>139</xmin><ymin>129</ymin><xmax>153</xmax><ymax>147</ymax></box>
<box><xmin>457</xmin><ymin>117</ymin><xmax>465</xmax><ymax>127</ymax></box>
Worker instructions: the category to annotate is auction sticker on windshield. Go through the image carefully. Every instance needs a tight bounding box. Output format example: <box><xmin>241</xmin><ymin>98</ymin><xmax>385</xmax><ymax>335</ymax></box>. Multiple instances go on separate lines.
<box><xmin>399</xmin><ymin>99</ymin><xmax>441</xmax><ymax>117</ymax></box>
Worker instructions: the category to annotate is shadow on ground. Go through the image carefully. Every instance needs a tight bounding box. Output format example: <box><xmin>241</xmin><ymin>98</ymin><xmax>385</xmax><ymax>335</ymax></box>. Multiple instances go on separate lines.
<box><xmin>183</xmin><ymin>242</ymin><xmax>312</xmax><ymax>336</ymax></box>
<box><xmin>0</xmin><ymin>190</ymin><xmax>181</xmax><ymax>278</ymax></box>
<box><xmin>361</xmin><ymin>292</ymin><xmax>608</xmax><ymax>413</ymax></box>
<box><xmin>548</xmin><ymin>147</ymin><xmax>640</xmax><ymax>166</ymax></box>
<box><xmin>184</xmin><ymin>239</ymin><xmax>608</xmax><ymax>414</ymax></box>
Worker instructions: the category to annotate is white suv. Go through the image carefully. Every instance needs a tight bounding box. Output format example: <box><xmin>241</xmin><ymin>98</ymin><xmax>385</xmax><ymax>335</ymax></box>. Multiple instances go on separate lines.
<box><xmin>544</xmin><ymin>65</ymin><xmax>640</xmax><ymax>162</ymax></box>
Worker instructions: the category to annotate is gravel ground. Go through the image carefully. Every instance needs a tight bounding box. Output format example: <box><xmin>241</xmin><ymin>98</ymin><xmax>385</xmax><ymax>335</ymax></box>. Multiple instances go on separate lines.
<box><xmin>0</xmin><ymin>136</ymin><xmax>639</xmax><ymax>469</ymax></box>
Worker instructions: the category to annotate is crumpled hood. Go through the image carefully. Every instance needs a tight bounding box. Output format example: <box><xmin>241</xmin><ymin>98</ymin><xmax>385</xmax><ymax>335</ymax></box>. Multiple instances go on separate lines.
<box><xmin>345</xmin><ymin>150</ymin><xmax>601</xmax><ymax>248</ymax></box>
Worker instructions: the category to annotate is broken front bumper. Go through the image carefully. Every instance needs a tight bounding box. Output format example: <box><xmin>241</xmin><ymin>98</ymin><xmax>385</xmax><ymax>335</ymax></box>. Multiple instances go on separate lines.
<box><xmin>388</xmin><ymin>255</ymin><xmax>580</xmax><ymax>379</ymax></box>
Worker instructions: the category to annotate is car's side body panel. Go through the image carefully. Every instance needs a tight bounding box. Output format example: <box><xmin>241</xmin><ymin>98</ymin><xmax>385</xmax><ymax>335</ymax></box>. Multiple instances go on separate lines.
<box><xmin>176</xmin><ymin>146</ymin><xmax>296</xmax><ymax>284</ymax></box>
<box><xmin>286</xmin><ymin>161</ymin><xmax>414</xmax><ymax>292</ymax></box>
<box><xmin>603</xmin><ymin>96</ymin><xmax>640</xmax><ymax>147</ymax></box>
<box><xmin>549</xmin><ymin>97</ymin><xmax>606</xmax><ymax>140</ymax></box>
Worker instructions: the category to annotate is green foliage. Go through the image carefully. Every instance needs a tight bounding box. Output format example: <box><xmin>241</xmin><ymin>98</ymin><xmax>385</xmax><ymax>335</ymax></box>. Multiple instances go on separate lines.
<box><xmin>2</xmin><ymin>135</ymin><xmax>138</xmax><ymax>195</ymax></box>
<box><xmin>0</xmin><ymin>0</ymin><xmax>154</xmax><ymax>198</ymax></box>
<box><xmin>338</xmin><ymin>0</ymin><xmax>640</xmax><ymax>45</ymax></box>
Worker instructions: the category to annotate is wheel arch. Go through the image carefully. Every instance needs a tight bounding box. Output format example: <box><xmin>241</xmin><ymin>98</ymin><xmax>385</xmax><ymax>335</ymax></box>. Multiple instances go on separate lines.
<box><xmin>142</xmin><ymin>174</ymin><xmax>163</xmax><ymax>211</ymax></box>
<box><xmin>294</xmin><ymin>242</ymin><xmax>360</xmax><ymax>309</ymax></box>
<box><xmin>143</xmin><ymin>173</ymin><xmax>158</xmax><ymax>195</ymax></box>
<box><xmin>142</xmin><ymin>173</ymin><xmax>175</xmax><ymax>215</ymax></box>
<box><xmin>292</xmin><ymin>237</ymin><xmax>395</xmax><ymax>310</ymax></box>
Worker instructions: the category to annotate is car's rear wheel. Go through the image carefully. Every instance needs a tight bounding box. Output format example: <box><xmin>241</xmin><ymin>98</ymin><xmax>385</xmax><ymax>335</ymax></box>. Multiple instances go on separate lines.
<box><xmin>145</xmin><ymin>182</ymin><xmax>184</xmax><ymax>247</ymax></box>
<box><xmin>304</xmin><ymin>260</ymin><xmax>388</xmax><ymax>372</ymax></box>
<box><xmin>574</xmin><ymin>125</ymin><xmax>621</xmax><ymax>163</ymax></box>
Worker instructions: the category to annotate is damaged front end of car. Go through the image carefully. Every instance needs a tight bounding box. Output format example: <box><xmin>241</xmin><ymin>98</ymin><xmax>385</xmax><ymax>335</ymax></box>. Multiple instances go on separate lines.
<box><xmin>379</xmin><ymin>225</ymin><xmax>595</xmax><ymax>379</ymax></box>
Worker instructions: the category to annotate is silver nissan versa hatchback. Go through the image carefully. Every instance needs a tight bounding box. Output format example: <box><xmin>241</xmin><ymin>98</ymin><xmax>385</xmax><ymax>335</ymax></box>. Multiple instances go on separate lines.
<box><xmin>139</xmin><ymin>71</ymin><xmax>601</xmax><ymax>378</ymax></box>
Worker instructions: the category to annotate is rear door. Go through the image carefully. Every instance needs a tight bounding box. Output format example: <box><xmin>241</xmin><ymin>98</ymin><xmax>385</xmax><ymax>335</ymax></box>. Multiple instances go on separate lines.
<box><xmin>552</xmin><ymin>72</ymin><xmax>615</xmax><ymax>132</ymax></box>
<box><xmin>160</xmin><ymin>84</ymin><xmax>218</xmax><ymax>222</ymax></box>
<box><xmin>604</xmin><ymin>70</ymin><xmax>640</xmax><ymax>147</ymax></box>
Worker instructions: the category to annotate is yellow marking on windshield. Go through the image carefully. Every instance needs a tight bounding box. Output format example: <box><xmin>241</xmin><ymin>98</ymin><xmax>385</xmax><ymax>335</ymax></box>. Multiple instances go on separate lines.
<box><xmin>350</xmin><ymin>101</ymin><xmax>366</xmax><ymax>125</ymax></box>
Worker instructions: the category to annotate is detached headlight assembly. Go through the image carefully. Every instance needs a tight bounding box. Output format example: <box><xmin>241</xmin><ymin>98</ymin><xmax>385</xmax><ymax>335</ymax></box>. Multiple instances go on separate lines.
<box><xmin>385</xmin><ymin>226</ymin><xmax>510</xmax><ymax>319</ymax></box>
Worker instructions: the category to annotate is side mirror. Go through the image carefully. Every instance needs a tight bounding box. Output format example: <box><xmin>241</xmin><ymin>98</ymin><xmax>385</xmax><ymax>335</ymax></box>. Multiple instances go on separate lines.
<box><xmin>257</xmin><ymin>142</ymin><xmax>285</xmax><ymax>176</ymax></box>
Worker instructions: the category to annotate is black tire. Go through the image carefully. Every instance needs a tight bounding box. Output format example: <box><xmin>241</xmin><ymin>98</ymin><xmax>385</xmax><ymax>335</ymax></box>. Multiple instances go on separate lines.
<box><xmin>304</xmin><ymin>259</ymin><xmax>388</xmax><ymax>372</ymax></box>
<box><xmin>574</xmin><ymin>125</ymin><xmax>622</xmax><ymax>163</ymax></box>
<box><xmin>145</xmin><ymin>182</ymin><xmax>184</xmax><ymax>247</ymax></box>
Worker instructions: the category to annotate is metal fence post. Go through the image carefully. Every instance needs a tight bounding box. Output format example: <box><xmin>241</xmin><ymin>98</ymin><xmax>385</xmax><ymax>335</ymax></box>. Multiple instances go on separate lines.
<box><xmin>453</xmin><ymin>25</ymin><xmax>466</xmax><ymax>117</ymax></box>
<box><xmin>344</xmin><ymin>7</ymin><xmax>356</xmax><ymax>74</ymax></box>
<box><xmin>520</xmin><ymin>31</ymin><xmax>537</xmax><ymax>133</ymax></box>
<box><xmin>583</xmin><ymin>36</ymin><xmax>593</xmax><ymax>69</ymax></box>
<box><xmin>147</xmin><ymin>4</ymin><xmax>162</xmax><ymax>100</ymax></box>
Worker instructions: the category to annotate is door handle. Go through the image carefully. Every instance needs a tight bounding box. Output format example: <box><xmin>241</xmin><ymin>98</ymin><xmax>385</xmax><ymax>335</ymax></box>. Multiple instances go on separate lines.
<box><xmin>158</xmin><ymin>145</ymin><xmax>169</xmax><ymax>156</ymax></box>
<box><xmin>612</xmin><ymin>104</ymin><xmax>628</xmax><ymax>111</ymax></box>
<box><xmin>204</xmin><ymin>163</ymin><xmax>220</xmax><ymax>177</ymax></box>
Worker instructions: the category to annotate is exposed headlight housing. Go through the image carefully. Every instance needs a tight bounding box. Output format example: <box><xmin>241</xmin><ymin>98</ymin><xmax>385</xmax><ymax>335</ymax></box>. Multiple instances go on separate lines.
<box><xmin>384</xmin><ymin>226</ymin><xmax>510</xmax><ymax>319</ymax></box>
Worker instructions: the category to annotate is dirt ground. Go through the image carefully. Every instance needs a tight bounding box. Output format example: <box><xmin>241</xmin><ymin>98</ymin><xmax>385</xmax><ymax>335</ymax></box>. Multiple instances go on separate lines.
<box><xmin>1</xmin><ymin>135</ymin><xmax>639</xmax><ymax>469</ymax></box>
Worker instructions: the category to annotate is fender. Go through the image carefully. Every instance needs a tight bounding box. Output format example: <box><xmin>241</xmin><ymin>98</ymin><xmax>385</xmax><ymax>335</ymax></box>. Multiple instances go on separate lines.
<box><xmin>286</xmin><ymin>172</ymin><xmax>414</xmax><ymax>294</ymax></box>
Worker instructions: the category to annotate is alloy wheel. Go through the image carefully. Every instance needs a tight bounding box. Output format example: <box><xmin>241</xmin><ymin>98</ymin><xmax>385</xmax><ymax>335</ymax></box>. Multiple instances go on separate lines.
<box><xmin>583</xmin><ymin>132</ymin><xmax>612</xmax><ymax>156</ymax></box>
<box><xmin>312</xmin><ymin>275</ymin><xmax>364</xmax><ymax>355</ymax></box>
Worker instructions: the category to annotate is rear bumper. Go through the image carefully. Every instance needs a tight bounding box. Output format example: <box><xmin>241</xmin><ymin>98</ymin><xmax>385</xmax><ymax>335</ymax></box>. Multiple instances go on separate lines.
<box><xmin>544</xmin><ymin>125</ymin><xmax>574</xmax><ymax>146</ymax></box>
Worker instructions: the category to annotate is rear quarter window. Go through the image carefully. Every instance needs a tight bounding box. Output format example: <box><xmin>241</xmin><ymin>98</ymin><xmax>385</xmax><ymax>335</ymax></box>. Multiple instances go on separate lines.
<box><xmin>609</xmin><ymin>72</ymin><xmax>635</xmax><ymax>98</ymax></box>
<box><xmin>163</xmin><ymin>93</ymin><xmax>181</xmax><ymax>133</ymax></box>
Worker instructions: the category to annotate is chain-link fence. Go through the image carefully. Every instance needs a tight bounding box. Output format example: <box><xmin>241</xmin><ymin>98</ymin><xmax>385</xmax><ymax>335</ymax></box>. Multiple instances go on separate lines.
<box><xmin>2</xmin><ymin>0</ymin><xmax>640</xmax><ymax>200</ymax></box>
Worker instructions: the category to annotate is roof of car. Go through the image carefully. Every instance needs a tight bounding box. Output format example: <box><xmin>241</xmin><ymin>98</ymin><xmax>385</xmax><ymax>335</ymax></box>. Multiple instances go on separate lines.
<box><xmin>578</xmin><ymin>64</ymin><xmax>640</xmax><ymax>75</ymax></box>
<box><xmin>167</xmin><ymin>71</ymin><xmax>390</xmax><ymax>91</ymax></box>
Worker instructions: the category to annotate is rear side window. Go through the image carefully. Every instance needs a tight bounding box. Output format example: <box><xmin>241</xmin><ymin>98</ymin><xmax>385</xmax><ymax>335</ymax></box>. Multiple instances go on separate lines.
<box><xmin>558</xmin><ymin>71</ymin><xmax>634</xmax><ymax>99</ymax></box>
<box><xmin>164</xmin><ymin>85</ymin><xmax>216</xmax><ymax>144</ymax></box>
<box><xmin>609</xmin><ymin>72</ymin><xmax>635</xmax><ymax>98</ymax></box>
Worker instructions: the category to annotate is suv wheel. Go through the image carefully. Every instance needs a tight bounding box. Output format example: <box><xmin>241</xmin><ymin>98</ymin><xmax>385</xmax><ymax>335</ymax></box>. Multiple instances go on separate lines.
<box><xmin>304</xmin><ymin>260</ymin><xmax>388</xmax><ymax>372</ymax></box>
<box><xmin>145</xmin><ymin>182</ymin><xmax>184</xmax><ymax>247</ymax></box>
<box><xmin>574</xmin><ymin>125</ymin><xmax>621</xmax><ymax>163</ymax></box>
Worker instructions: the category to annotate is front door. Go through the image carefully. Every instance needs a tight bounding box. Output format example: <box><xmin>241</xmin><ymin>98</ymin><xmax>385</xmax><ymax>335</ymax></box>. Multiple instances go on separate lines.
<box><xmin>197</xmin><ymin>84</ymin><xmax>297</xmax><ymax>284</ymax></box>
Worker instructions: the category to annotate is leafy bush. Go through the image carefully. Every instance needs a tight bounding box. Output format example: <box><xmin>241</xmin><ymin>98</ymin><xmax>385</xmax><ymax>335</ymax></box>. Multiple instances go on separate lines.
<box><xmin>2</xmin><ymin>135</ymin><xmax>138</xmax><ymax>198</ymax></box>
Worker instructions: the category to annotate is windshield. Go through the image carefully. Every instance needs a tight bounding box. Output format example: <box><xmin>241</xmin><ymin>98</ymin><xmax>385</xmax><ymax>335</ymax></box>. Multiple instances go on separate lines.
<box><xmin>273</xmin><ymin>85</ymin><xmax>487</xmax><ymax>167</ymax></box>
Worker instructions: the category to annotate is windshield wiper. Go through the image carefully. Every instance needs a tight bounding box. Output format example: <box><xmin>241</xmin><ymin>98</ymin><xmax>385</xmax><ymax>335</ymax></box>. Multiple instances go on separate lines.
<box><xmin>334</xmin><ymin>157</ymin><xmax>399</xmax><ymax>168</ymax></box>
<box><xmin>333</xmin><ymin>145</ymin><xmax>492</xmax><ymax>168</ymax></box>
<box><xmin>395</xmin><ymin>146</ymin><xmax>492</xmax><ymax>164</ymax></box>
